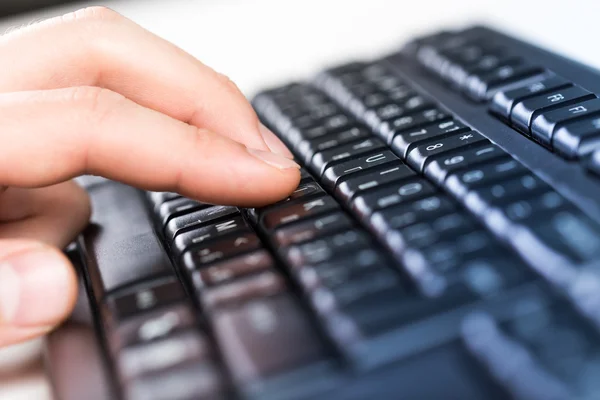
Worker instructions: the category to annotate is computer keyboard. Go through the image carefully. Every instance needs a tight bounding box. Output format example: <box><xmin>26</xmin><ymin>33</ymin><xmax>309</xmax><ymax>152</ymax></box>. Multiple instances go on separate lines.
<box><xmin>62</xmin><ymin>26</ymin><xmax>600</xmax><ymax>400</ymax></box>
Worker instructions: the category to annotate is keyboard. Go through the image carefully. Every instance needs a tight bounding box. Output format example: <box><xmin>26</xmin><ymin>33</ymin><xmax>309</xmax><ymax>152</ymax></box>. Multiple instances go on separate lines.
<box><xmin>57</xmin><ymin>26</ymin><xmax>600</xmax><ymax>400</ymax></box>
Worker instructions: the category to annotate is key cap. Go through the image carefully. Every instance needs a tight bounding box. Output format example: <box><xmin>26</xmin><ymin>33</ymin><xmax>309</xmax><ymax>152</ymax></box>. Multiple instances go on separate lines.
<box><xmin>390</xmin><ymin>119</ymin><xmax>470</xmax><ymax>158</ymax></box>
<box><xmin>335</xmin><ymin>163</ymin><xmax>415</xmax><ymax>203</ymax></box>
<box><xmin>510</xmin><ymin>86</ymin><xmax>595</xmax><ymax>134</ymax></box>
<box><xmin>191</xmin><ymin>250</ymin><xmax>275</xmax><ymax>288</ymax></box>
<box><xmin>157</xmin><ymin>197</ymin><xmax>209</xmax><ymax>226</ymax></box>
<box><xmin>587</xmin><ymin>149</ymin><xmax>600</xmax><ymax>177</ymax></box>
<box><xmin>352</xmin><ymin>178</ymin><xmax>437</xmax><ymax>220</ymax></box>
<box><xmin>296</xmin><ymin>126</ymin><xmax>370</xmax><ymax>164</ymax></box>
<box><xmin>165</xmin><ymin>206</ymin><xmax>239</xmax><ymax>241</ymax></box>
<box><xmin>554</xmin><ymin>115</ymin><xmax>600</xmax><ymax>159</ymax></box>
<box><xmin>311</xmin><ymin>137</ymin><xmax>386</xmax><ymax>176</ymax></box>
<box><xmin>172</xmin><ymin>215</ymin><xmax>249</xmax><ymax>256</ymax></box>
<box><xmin>496</xmin><ymin>191</ymin><xmax>570</xmax><ymax>224</ymax></box>
<box><xmin>147</xmin><ymin>191</ymin><xmax>181</xmax><ymax>209</ymax></box>
<box><xmin>424</xmin><ymin>142</ymin><xmax>507</xmax><ymax>184</ymax></box>
<box><xmin>406</xmin><ymin>130</ymin><xmax>487</xmax><ymax>172</ymax></box>
<box><xmin>530</xmin><ymin>98</ymin><xmax>600</xmax><ymax>148</ymax></box>
<box><xmin>108</xmin><ymin>304</ymin><xmax>196</xmax><ymax>352</ymax></box>
<box><xmin>285</xmin><ymin>230</ymin><xmax>371</xmax><ymax>267</ymax></box>
<box><xmin>212</xmin><ymin>294</ymin><xmax>327</xmax><ymax>384</ymax></box>
<box><xmin>181</xmin><ymin>232</ymin><xmax>262</xmax><ymax>271</ymax></box>
<box><xmin>104</xmin><ymin>277</ymin><xmax>186</xmax><ymax>323</ymax></box>
<box><xmin>445</xmin><ymin>157</ymin><xmax>527</xmax><ymax>198</ymax></box>
<box><xmin>381</xmin><ymin>108</ymin><xmax>450</xmax><ymax>143</ymax></box>
<box><xmin>202</xmin><ymin>271</ymin><xmax>287</xmax><ymax>309</ymax></box>
<box><xmin>464</xmin><ymin>62</ymin><xmax>544</xmax><ymax>101</ymax></box>
<box><xmin>261</xmin><ymin>195</ymin><xmax>340</xmax><ymax>230</ymax></box>
<box><xmin>322</xmin><ymin>150</ymin><xmax>399</xmax><ymax>189</ymax></box>
<box><xmin>117</xmin><ymin>330</ymin><xmax>210</xmax><ymax>380</ymax></box>
<box><xmin>272</xmin><ymin>212</ymin><xmax>353</xmax><ymax>247</ymax></box>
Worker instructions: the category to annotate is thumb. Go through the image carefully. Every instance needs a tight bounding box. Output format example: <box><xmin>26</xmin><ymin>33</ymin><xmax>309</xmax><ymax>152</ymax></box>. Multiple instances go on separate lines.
<box><xmin>0</xmin><ymin>240</ymin><xmax>77</xmax><ymax>347</ymax></box>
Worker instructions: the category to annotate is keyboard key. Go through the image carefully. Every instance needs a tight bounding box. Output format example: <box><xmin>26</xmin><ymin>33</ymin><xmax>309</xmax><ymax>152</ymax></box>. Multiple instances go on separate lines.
<box><xmin>445</xmin><ymin>157</ymin><xmax>527</xmax><ymax>198</ymax></box>
<box><xmin>405</xmin><ymin>131</ymin><xmax>488</xmax><ymax>171</ymax></box>
<box><xmin>381</xmin><ymin>108</ymin><xmax>450</xmax><ymax>142</ymax></box>
<box><xmin>147</xmin><ymin>191</ymin><xmax>181</xmax><ymax>209</ymax></box>
<box><xmin>181</xmin><ymin>232</ymin><xmax>262</xmax><ymax>271</ymax></box>
<box><xmin>172</xmin><ymin>215</ymin><xmax>249</xmax><ymax>256</ymax></box>
<box><xmin>335</xmin><ymin>163</ymin><xmax>415</xmax><ymax>203</ymax></box>
<box><xmin>285</xmin><ymin>230</ymin><xmax>371</xmax><ymax>267</ymax></box>
<box><xmin>510</xmin><ymin>86</ymin><xmax>595</xmax><ymax>134</ymax></box>
<box><xmin>117</xmin><ymin>330</ymin><xmax>210</xmax><ymax>380</ymax></box>
<box><xmin>424</xmin><ymin>142</ymin><xmax>507</xmax><ymax>184</ymax></box>
<box><xmin>157</xmin><ymin>197</ymin><xmax>209</xmax><ymax>226</ymax></box>
<box><xmin>261</xmin><ymin>195</ymin><xmax>340</xmax><ymax>230</ymax></box>
<box><xmin>311</xmin><ymin>137</ymin><xmax>386</xmax><ymax>176</ymax></box>
<box><xmin>490</xmin><ymin>191</ymin><xmax>570</xmax><ymax>226</ymax></box>
<box><xmin>390</xmin><ymin>119</ymin><xmax>470</xmax><ymax>158</ymax></box>
<box><xmin>530</xmin><ymin>98</ymin><xmax>600</xmax><ymax>148</ymax></box>
<box><xmin>322</xmin><ymin>150</ymin><xmax>399</xmax><ymax>189</ymax></box>
<box><xmin>464</xmin><ymin>62</ymin><xmax>544</xmax><ymax>101</ymax></box>
<box><xmin>202</xmin><ymin>271</ymin><xmax>287</xmax><ymax>309</ymax></box>
<box><xmin>296</xmin><ymin>126</ymin><xmax>370</xmax><ymax>164</ymax></box>
<box><xmin>212</xmin><ymin>294</ymin><xmax>327</xmax><ymax>384</ymax></box>
<box><xmin>351</xmin><ymin>178</ymin><xmax>437</xmax><ymax>220</ymax></box>
<box><xmin>104</xmin><ymin>277</ymin><xmax>186</xmax><ymax>323</ymax></box>
<box><xmin>191</xmin><ymin>250</ymin><xmax>275</xmax><ymax>288</ymax></box>
<box><xmin>490</xmin><ymin>75</ymin><xmax>571</xmax><ymax>119</ymax></box>
<box><xmin>554</xmin><ymin>115</ymin><xmax>600</xmax><ymax>159</ymax></box>
<box><xmin>165</xmin><ymin>206</ymin><xmax>239</xmax><ymax>241</ymax></box>
<box><xmin>587</xmin><ymin>149</ymin><xmax>600</xmax><ymax>177</ymax></box>
<box><xmin>272</xmin><ymin>212</ymin><xmax>353</xmax><ymax>247</ymax></box>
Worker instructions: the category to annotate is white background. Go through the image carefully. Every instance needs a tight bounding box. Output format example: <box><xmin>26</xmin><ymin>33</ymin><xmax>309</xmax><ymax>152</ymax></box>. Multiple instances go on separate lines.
<box><xmin>0</xmin><ymin>0</ymin><xmax>599</xmax><ymax>398</ymax></box>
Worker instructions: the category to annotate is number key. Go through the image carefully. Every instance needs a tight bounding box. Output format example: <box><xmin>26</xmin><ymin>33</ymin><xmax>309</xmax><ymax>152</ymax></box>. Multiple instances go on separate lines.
<box><xmin>406</xmin><ymin>131</ymin><xmax>487</xmax><ymax>171</ymax></box>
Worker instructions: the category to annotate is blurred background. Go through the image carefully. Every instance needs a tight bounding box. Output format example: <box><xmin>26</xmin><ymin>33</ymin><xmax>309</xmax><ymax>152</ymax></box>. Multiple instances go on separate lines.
<box><xmin>0</xmin><ymin>0</ymin><xmax>598</xmax><ymax>399</ymax></box>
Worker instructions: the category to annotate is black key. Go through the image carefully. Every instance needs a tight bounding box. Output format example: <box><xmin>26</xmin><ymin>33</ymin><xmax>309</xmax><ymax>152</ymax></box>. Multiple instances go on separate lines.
<box><xmin>531</xmin><ymin>98</ymin><xmax>600</xmax><ymax>148</ymax></box>
<box><xmin>212</xmin><ymin>294</ymin><xmax>327</xmax><ymax>384</ymax></box>
<box><xmin>261</xmin><ymin>196</ymin><xmax>340</xmax><ymax>230</ymax></box>
<box><xmin>510</xmin><ymin>86</ymin><xmax>595</xmax><ymax>134</ymax></box>
<box><xmin>165</xmin><ymin>206</ymin><xmax>239</xmax><ymax>241</ymax></box>
<box><xmin>369</xmin><ymin>195</ymin><xmax>457</xmax><ymax>235</ymax></box>
<box><xmin>124</xmin><ymin>362</ymin><xmax>225</xmax><ymax>400</ymax></box>
<box><xmin>464</xmin><ymin>62</ymin><xmax>544</xmax><ymax>101</ymax></box>
<box><xmin>464</xmin><ymin>173</ymin><xmax>550</xmax><ymax>215</ymax></box>
<box><xmin>272</xmin><ymin>212</ymin><xmax>353</xmax><ymax>247</ymax></box>
<box><xmin>300</xmin><ymin>168</ymin><xmax>312</xmax><ymax>182</ymax></box>
<box><xmin>352</xmin><ymin>178</ymin><xmax>437</xmax><ymax>219</ymax></box>
<box><xmin>322</xmin><ymin>150</ymin><xmax>399</xmax><ymax>189</ymax></box>
<box><xmin>381</xmin><ymin>108</ymin><xmax>450</xmax><ymax>143</ymax></box>
<box><xmin>490</xmin><ymin>75</ymin><xmax>571</xmax><ymax>119</ymax></box>
<box><xmin>181</xmin><ymin>232</ymin><xmax>262</xmax><ymax>271</ymax></box>
<box><xmin>424</xmin><ymin>142</ymin><xmax>507</xmax><ymax>184</ymax></box>
<box><xmin>445</xmin><ymin>157</ymin><xmax>527</xmax><ymax>198</ymax></box>
<box><xmin>157</xmin><ymin>197</ymin><xmax>209</xmax><ymax>226</ymax></box>
<box><xmin>191</xmin><ymin>250</ymin><xmax>275</xmax><ymax>288</ymax></box>
<box><xmin>362</xmin><ymin>92</ymin><xmax>390</xmax><ymax>108</ymax></box>
<box><xmin>108</xmin><ymin>303</ymin><xmax>197</xmax><ymax>352</ymax></box>
<box><xmin>587</xmin><ymin>149</ymin><xmax>600</xmax><ymax>177</ymax></box>
<box><xmin>117</xmin><ymin>330</ymin><xmax>210</xmax><ymax>380</ymax></box>
<box><xmin>296</xmin><ymin>126</ymin><xmax>370</xmax><ymax>164</ymax></box>
<box><xmin>406</xmin><ymin>130</ymin><xmax>488</xmax><ymax>172</ymax></box>
<box><xmin>554</xmin><ymin>116</ymin><xmax>600</xmax><ymax>159</ymax></box>
<box><xmin>202</xmin><ymin>271</ymin><xmax>287</xmax><ymax>309</ymax></box>
<box><xmin>285</xmin><ymin>230</ymin><xmax>371</xmax><ymax>267</ymax></box>
<box><xmin>499</xmin><ymin>190</ymin><xmax>570</xmax><ymax>223</ymax></box>
<box><xmin>147</xmin><ymin>191</ymin><xmax>181</xmax><ymax>209</ymax></box>
<box><xmin>104</xmin><ymin>277</ymin><xmax>186</xmax><ymax>323</ymax></box>
<box><xmin>336</xmin><ymin>163</ymin><xmax>415</xmax><ymax>203</ymax></box>
<box><xmin>390</xmin><ymin>119</ymin><xmax>470</xmax><ymax>158</ymax></box>
<box><xmin>172</xmin><ymin>216</ymin><xmax>250</xmax><ymax>257</ymax></box>
<box><xmin>311</xmin><ymin>137</ymin><xmax>385</xmax><ymax>176</ymax></box>
<box><xmin>368</xmin><ymin>102</ymin><xmax>405</xmax><ymax>121</ymax></box>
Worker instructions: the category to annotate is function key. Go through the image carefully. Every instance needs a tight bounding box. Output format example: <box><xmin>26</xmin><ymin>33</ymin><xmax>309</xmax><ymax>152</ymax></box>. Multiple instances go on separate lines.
<box><xmin>490</xmin><ymin>75</ymin><xmax>571</xmax><ymax>119</ymax></box>
<box><xmin>554</xmin><ymin>116</ymin><xmax>600</xmax><ymax>159</ymax></box>
<box><xmin>464</xmin><ymin>61</ymin><xmax>545</xmax><ymax>101</ymax></box>
<box><xmin>391</xmin><ymin>119</ymin><xmax>470</xmax><ymax>158</ymax></box>
<box><xmin>510</xmin><ymin>86</ymin><xmax>596</xmax><ymax>135</ymax></box>
<box><xmin>531</xmin><ymin>98</ymin><xmax>600</xmax><ymax>148</ymax></box>
<box><xmin>335</xmin><ymin>163</ymin><xmax>415</xmax><ymax>203</ymax></box>
<box><xmin>322</xmin><ymin>150</ymin><xmax>399</xmax><ymax>189</ymax></box>
<box><xmin>406</xmin><ymin>130</ymin><xmax>488</xmax><ymax>171</ymax></box>
<box><xmin>261</xmin><ymin>195</ymin><xmax>340</xmax><ymax>230</ymax></box>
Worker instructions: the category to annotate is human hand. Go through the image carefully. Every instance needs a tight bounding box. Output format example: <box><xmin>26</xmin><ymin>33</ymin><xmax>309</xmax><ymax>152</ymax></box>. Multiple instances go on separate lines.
<box><xmin>0</xmin><ymin>6</ymin><xmax>299</xmax><ymax>349</ymax></box>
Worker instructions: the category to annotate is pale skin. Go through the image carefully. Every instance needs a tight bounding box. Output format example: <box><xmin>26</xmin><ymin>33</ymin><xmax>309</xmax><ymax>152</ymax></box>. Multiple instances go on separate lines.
<box><xmin>0</xmin><ymin>7</ymin><xmax>299</xmax><ymax>349</ymax></box>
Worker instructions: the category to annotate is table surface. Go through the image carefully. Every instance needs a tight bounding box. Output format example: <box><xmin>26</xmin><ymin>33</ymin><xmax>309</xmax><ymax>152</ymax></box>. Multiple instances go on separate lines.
<box><xmin>1</xmin><ymin>0</ymin><xmax>599</xmax><ymax>398</ymax></box>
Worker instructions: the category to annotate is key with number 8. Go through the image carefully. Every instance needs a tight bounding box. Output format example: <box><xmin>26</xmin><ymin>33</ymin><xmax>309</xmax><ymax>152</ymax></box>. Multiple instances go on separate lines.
<box><xmin>406</xmin><ymin>131</ymin><xmax>488</xmax><ymax>171</ymax></box>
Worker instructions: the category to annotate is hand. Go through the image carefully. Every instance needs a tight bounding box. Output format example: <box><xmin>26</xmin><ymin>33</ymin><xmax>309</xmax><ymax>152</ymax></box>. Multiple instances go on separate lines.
<box><xmin>0</xmin><ymin>7</ymin><xmax>299</xmax><ymax>349</ymax></box>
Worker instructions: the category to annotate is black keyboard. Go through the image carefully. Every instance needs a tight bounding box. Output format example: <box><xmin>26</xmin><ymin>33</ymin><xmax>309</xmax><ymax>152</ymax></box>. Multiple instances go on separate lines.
<box><xmin>60</xmin><ymin>26</ymin><xmax>600</xmax><ymax>400</ymax></box>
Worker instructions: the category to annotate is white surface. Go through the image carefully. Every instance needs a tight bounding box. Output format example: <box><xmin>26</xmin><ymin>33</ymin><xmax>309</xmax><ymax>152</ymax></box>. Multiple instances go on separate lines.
<box><xmin>0</xmin><ymin>0</ymin><xmax>599</xmax><ymax>399</ymax></box>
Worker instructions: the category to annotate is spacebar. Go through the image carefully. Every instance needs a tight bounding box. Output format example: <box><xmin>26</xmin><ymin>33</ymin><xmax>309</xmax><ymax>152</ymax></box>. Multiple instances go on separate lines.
<box><xmin>82</xmin><ymin>182</ymin><xmax>174</xmax><ymax>298</ymax></box>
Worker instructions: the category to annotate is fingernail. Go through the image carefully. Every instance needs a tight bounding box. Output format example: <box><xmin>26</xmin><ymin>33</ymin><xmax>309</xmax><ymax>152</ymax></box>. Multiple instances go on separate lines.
<box><xmin>247</xmin><ymin>148</ymin><xmax>301</xmax><ymax>170</ymax></box>
<box><xmin>0</xmin><ymin>250</ymin><xmax>73</xmax><ymax>327</ymax></box>
<box><xmin>258</xmin><ymin>124</ymin><xmax>294</xmax><ymax>159</ymax></box>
